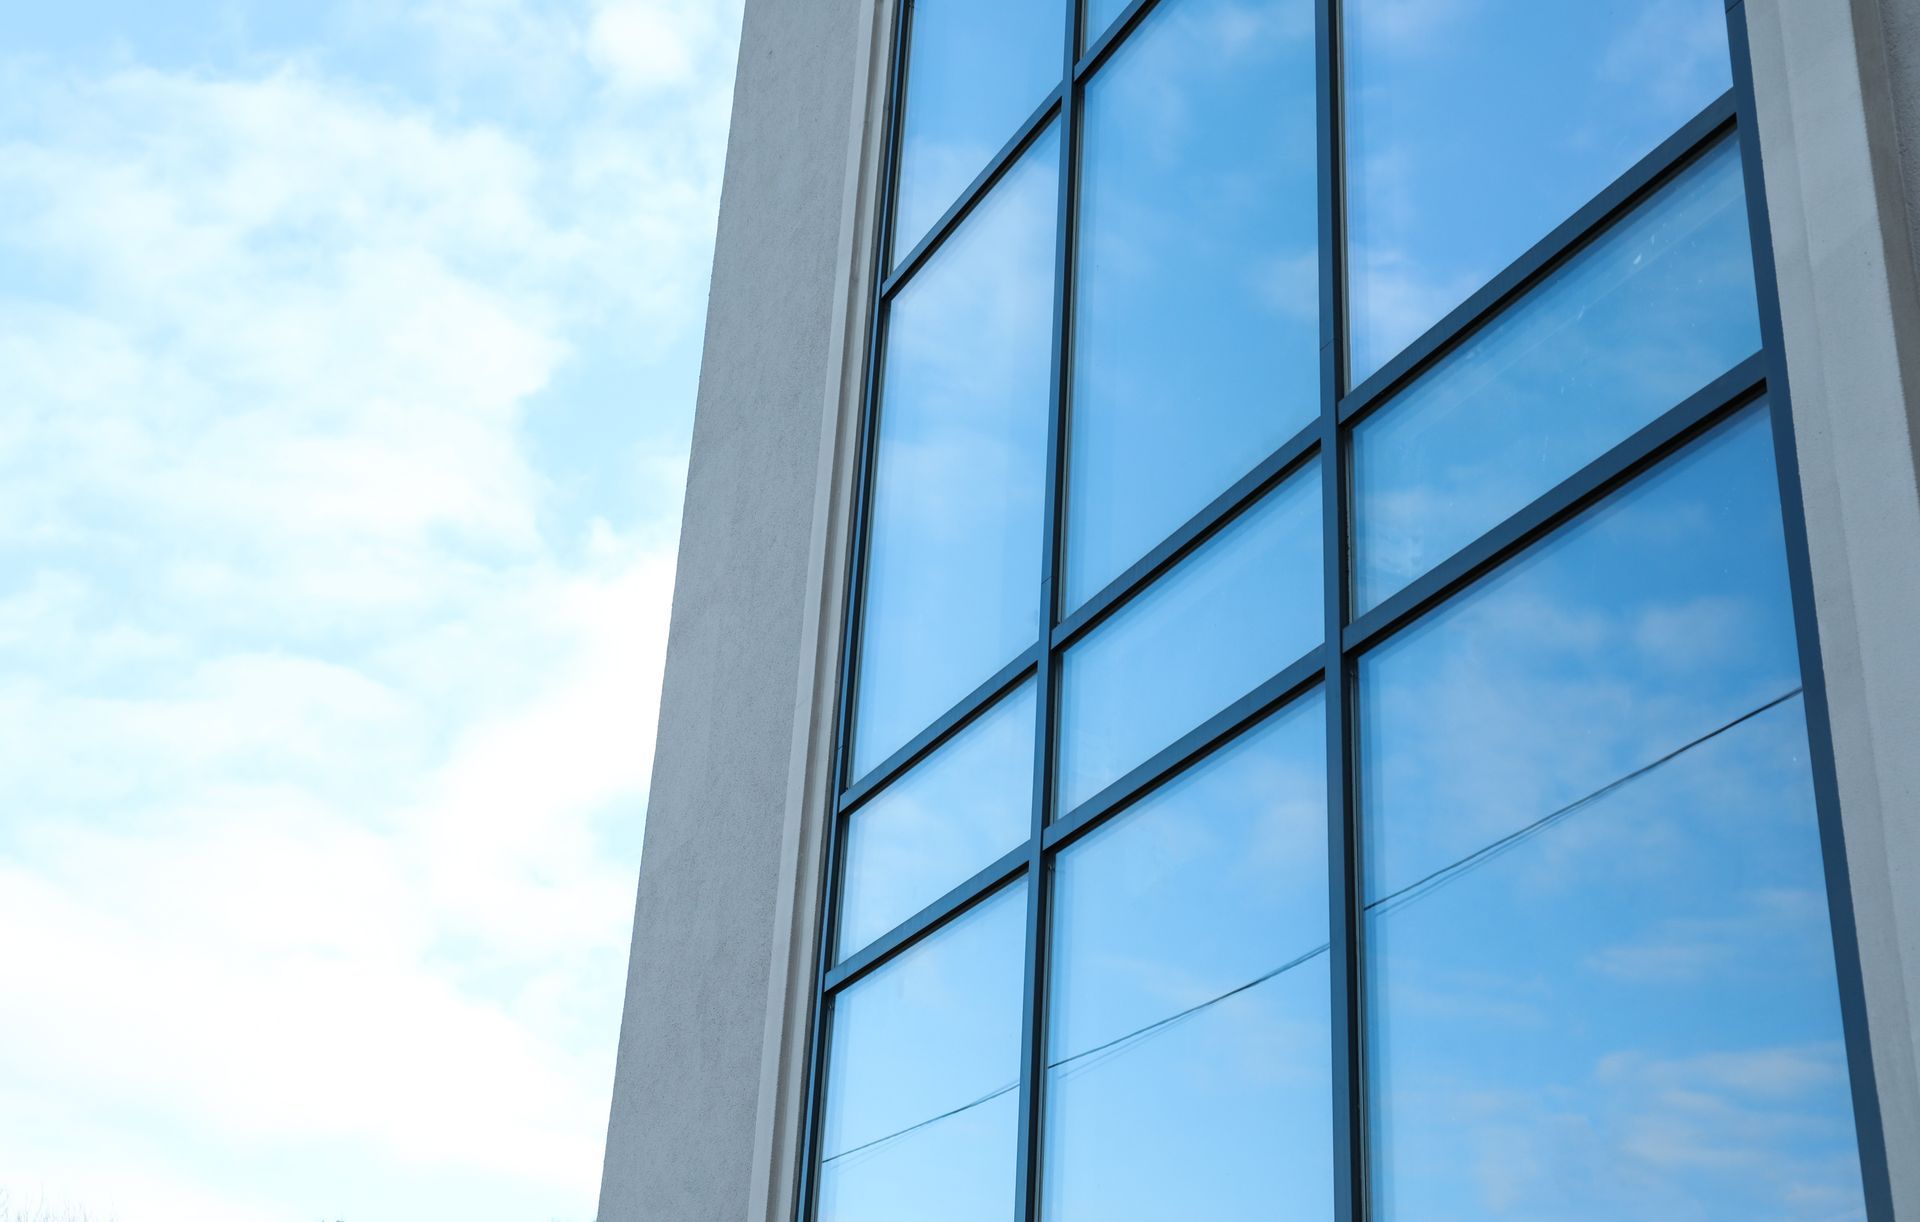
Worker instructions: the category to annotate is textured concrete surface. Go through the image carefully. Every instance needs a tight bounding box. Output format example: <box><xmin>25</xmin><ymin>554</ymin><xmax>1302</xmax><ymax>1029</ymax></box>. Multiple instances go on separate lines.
<box><xmin>595</xmin><ymin>0</ymin><xmax>867</xmax><ymax>1217</ymax></box>
<box><xmin>1863</xmin><ymin>0</ymin><xmax>1920</xmax><ymax>493</ymax></box>
<box><xmin>1873</xmin><ymin>0</ymin><xmax>1920</xmax><ymax>311</ymax></box>
<box><xmin>1748</xmin><ymin>1</ymin><xmax>1920</xmax><ymax>1214</ymax></box>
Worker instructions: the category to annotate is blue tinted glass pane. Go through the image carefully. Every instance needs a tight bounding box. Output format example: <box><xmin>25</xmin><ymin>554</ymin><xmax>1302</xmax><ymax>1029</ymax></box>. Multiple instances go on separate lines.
<box><xmin>893</xmin><ymin>0</ymin><xmax>1066</xmax><ymax>264</ymax></box>
<box><xmin>817</xmin><ymin>884</ymin><xmax>1027</xmax><ymax>1222</ymax></box>
<box><xmin>853</xmin><ymin>131</ymin><xmax>1059</xmax><ymax>779</ymax></box>
<box><xmin>1056</xmin><ymin>463</ymin><xmax>1322</xmax><ymax>813</ymax></box>
<box><xmin>1045</xmin><ymin>695</ymin><xmax>1331</xmax><ymax>1222</ymax></box>
<box><xmin>837</xmin><ymin>683</ymin><xmax>1036</xmax><ymax>961</ymax></box>
<box><xmin>1065</xmin><ymin>0</ymin><xmax>1319</xmax><ymax>611</ymax></box>
<box><xmin>1352</xmin><ymin>138</ymin><xmax>1760</xmax><ymax>611</ymax></box>
<box><xmin>1344</xmin><ymin>0</ymin><xmax>1733</xmax><ymax>383</ymax></box>
<box><xmin>1360</xmin><ymin>407</ymin><xmax>1867</xmax><ymax>1219</ymax></box>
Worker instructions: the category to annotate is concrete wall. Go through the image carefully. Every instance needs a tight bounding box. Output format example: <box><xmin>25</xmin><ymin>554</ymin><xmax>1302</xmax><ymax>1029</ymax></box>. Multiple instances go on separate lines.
<box><xmin>1745</xmin><ymin>1</ymin><xmax>1920</xmax><ymax>1215</ymax></box>
<box><xmin>595</xmin><ymin>0</ymin><xmax>878</xmax><ymax>1217</ymax></box>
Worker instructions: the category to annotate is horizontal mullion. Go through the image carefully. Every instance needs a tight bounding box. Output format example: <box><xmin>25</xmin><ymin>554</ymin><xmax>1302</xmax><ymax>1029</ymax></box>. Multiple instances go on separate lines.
<box><xmin>1338</xmin><ymin>90</ymin><xmax>1739</xmax><ymax>425</ymax></box>
<box><xmin>1344</xmin><ymin>353</ymin><xmax>1768</xmax><ymax>656</ymax></box>
<box><xmin>1043</xmin><ymin>648</ymin><xmax>1326</xmax><ymax>855</ymax></box>
<box><xmin>824</xmin><ymin>844</ymin><xmax>1030</xmax><ymax>994</ymax></box>
<box><xmin>1074</xmin><ymin>0</ymin><xmax>1168</xmax><ymax>83</ymax></box>
<box><xmin>881</xmin><ymin>86</ymin><xmax>1065</xmax><ymax>302</ymax></box>
<box><xmin>839</xmin><ymin>645</ymin><xmax>1042</xmax><ymax>815</ymax></box>
<box><xmin>1052</xmin><ymin>419</ymin><xmax>1322</xmax><ymax>650</ymax></box>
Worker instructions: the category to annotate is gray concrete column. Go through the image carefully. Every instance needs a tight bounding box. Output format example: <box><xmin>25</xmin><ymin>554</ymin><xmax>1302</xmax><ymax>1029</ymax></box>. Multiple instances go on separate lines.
<box><xmin>595</xmin><ymin>0</ymin><xmax>880</xmax><ymax>1217</ymax></box>
<box><xmin>1744</xmin><ymin>1</ymin><xmax>1920</xmax><ymax>1214</ymax></box>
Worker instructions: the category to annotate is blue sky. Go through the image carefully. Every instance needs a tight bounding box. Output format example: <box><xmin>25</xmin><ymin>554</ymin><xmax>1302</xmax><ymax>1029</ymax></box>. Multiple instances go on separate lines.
<box><xmin>0</xmin><ymin>2</ymin><xmax>741</xmax><ymax>1218</ymax></box>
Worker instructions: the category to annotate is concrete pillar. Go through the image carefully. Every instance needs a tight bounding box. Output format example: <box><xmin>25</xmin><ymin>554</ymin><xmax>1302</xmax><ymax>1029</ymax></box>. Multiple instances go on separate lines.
<box><xmin>594</xmin><ymin>0</ymin><xmax>879</xmax><ymax>1217</ymax></box>
<box><xmin>1744</xmin><ymin>1</ymin><xmax>1920</xmax><ymax>1214</ymax></box>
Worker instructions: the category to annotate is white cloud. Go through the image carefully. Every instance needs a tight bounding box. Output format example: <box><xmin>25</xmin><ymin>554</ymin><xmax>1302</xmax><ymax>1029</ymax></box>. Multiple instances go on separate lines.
<box><xmin>0</xmin><ymin>0</ymin><xmax>741</xmax><ymax>1217</ymax></box>
<box><xmin>589</xmin><ymin>0</ymin><xmax>725</xmax><ymax>93</ymax></box>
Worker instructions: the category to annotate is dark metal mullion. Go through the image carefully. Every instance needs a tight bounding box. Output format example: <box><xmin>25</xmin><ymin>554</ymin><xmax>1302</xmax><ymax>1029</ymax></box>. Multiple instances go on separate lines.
<box><xmin>793</xmin><ymin>0</ymin><xmax>912</xmax><ymax>1216</ymax></box>
<box><xmin>1043</xmin><ymin>648</ymin><xmax>1326</xmax><ymax>855</ymax></box>
<box><xmin>838</xmin><ymin>646</ymin><xmax>1041</xmax><ymax>813</ymax></box>
<box><xmin>823</xmin><ymin>842</ymin><xmax>1030</xmax><ymax>994</ymax></box>
<box><xmin>1015</xmin><ymin>3</ymin><xmax>1082</xmax><ymax>1217</ymax></box>
<box><xmin>1052</xmin><ymin>419</ymin><xmax>1321</xmax><ymax>650</ymax></box>
<box><xmin>1317</xmin><ymin>1</ymin><xmax>1365</xmax><ymax>1220</ymax></box>
<box><xmin>1344</xmin><ymin>354</ymin><xmax>1766</xmax><ymax>657</ymax></box>
<box><xmin>1338</xmin><ymin>89</ymin><xmax>1738</xmax><ymax>421</ymax></box>
<box><xmin>1725</xmin><ymin>7</ymin><xmax>1897</xmax><ymax>1217</ymax></box>
<box><xmin>881</xmin><ymin>86</ymin><xmax>1066</xmax><ymax>302</ymax></box>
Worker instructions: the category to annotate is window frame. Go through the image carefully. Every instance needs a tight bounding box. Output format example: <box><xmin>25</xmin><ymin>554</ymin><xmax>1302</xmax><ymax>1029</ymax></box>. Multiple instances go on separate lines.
<box><xmin>792</xmin><ymin>2</ymin><xmax>1900</xmax><ymax>1219</ymax></box>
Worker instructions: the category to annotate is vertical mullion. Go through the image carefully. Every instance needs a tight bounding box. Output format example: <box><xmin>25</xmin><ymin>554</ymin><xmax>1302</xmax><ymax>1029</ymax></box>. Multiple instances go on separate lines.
<box><xmin>1725</xmin><ymin>7</ymin><xmax>1897</xmax><ymax>1219</ymax></box>
<box><xmin>794</xmin><ymin>1</ymin><xmax>911</xmax><ymax>1218</ymax></box>
<box><xmin>1317</xmin><ymin>1</ymin><xmax>1365</xmax><ymax>1221</ymax></box>
<box><xmin>1016</xmin><ymin>4</ymin><xmax>1082</xmax><ymax>1220</ymax></box>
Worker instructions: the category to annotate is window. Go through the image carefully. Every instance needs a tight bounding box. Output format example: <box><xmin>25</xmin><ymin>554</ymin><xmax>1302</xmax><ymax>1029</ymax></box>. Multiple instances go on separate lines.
<box><xmin>1056</xmin><ymin>461</ymin><xmax>1321</xmax><ymax>813</ymax></box>
<box><xmin>1045</xmin><ymin>695</ymin><xmax>1331</xmax><ymax>1221</ymax></box>
<box><xmin>1063</xmin><ymin>0</ymin><xmax>1318</xmax><ymax>611</ymax></box>
<box><xmin>1349</xmin><ymin>135</ymin><xmax>1761</xmax><ymax>611</ymax></box>
<box><xmin>815</xmin><ymin>884</ymin><xmax>1026</xmax><ymax>1222</ymax></box>
<box><xmin>800</xmin><ymin>2</ymin><xmax>1885</xmax><ymax>1219</ymax></box>
<box><xmin>1361</xmin><ymin>405</ymin><xmax>1864</xmax><ymax>1216</ymax></box>
<box><xmin>838</xmin><ymin>682</ymin><xmax>1036</xmax><ymax>961</ymax></box>
<box><xmin>1343</xmin><ymin>0</ymin><xmax>1733</xmax><ymax>384</ymax></box>
<box><xmin>850</xmin><ymin>128</ymin><xmax>1059</xmax><ymax>779</ymax></box>
<box><xmin>890</xmin><ymin>0</ymin><xmax>1066</xmax><ymax>266</ymax></box>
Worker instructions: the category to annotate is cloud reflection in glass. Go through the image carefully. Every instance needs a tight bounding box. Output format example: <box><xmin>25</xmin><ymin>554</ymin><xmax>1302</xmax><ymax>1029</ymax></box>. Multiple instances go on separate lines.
<box><xmin>1351</xmin><ymin>136</ymin><xmax>1761</xmax><ymax>612</ymax></box>
<box><xmin>852</xmin><ymin>129</ymin><xmax>1059</xmax><ymax>780</ymax></box>
<box><xmin>1360</xmin><ymin>406</ymin><xmax>1867</xmax><ymax>1220</ymax></box>
<box><xmin>816</xmin><ymin>884</ymin><xmax>1027</xmax><ymax>1222</ymax></box>
<box><xmin>1045</xmin><ymin>693</ymin><xmax>1331</xmax><ymax>1222</ymax></box>
<box><xmin>891</xmin><ymin>0</ymin><xmax>1066</xmax><ymax>265</ymax></box>
<box><xmin>1065</xmin><ymin>0</ymin><xmax>1319</xmax><ymax>611</ymax></box>
<box><xmin>1057</xmin><ymin>462</ymin><xmax>1322</xmax><ymax>814</ymax></box>
<box><xmin>1344</xmin><ymin>0</ymin><xmax>1734</xmax><ymax>383</ymax></box>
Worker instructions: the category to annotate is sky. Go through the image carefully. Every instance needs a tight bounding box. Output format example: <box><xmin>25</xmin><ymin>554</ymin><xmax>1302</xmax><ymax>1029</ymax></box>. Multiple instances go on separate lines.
<box><xmin>0</xmin><ymin>1</ymin><xmax>743</xmax><ymax>1219</ymax></box>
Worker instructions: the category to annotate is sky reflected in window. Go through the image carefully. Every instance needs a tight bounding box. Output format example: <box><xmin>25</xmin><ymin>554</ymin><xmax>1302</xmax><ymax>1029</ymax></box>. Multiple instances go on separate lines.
<box><xmin>892</xmin><ymin>0</ymin><xmax>1065</xmax><ymax>264</ymax></box>
<box><xmin>1057</xmin><ymin>463</ymin><xmax>1321</xmax><ymax>813</ymax></box>
<box><xmin>817</xmin><ymin>885</ymin><xmax>1027</xmax><ymax>1222</ymax></box>
<box><xmin>1345</xmin><ymin>0</ymin><xmax>1733</xmax><ymax>383</ymax></box>
<box><xmin>853</xmin><ymin>130</ymin><xmax>1059</xmax><ymax>780</ymax></box>
<box><xmin>1352</xmin><ymin>137</ymin><xmax>1760</xmax><ymax>610</ymax></box>
<box><xmin>1360</xmin><ymin>406</ymin><xmax>1867</xmax><ymax>1220</ymax></box>
<box><xmin>1065</xmin><ymin>0</ymin><xmax>1318</xmax><ymax>611</ymax></box>
<box><xmin>837</xmin><ymin>683</ymin><xmax>1035</xmax><ymax>961</ymax></box>
<box><xmin>1046</xmin><ymin>694</ymin><xmax>1330</xmax><ymax>1222</ymax></box>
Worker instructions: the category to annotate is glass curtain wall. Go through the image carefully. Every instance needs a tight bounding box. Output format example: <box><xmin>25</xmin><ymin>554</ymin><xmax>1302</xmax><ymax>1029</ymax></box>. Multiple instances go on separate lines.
<box><xmin>800</xmin><ymin>1</ymin><xmax>1886</xmax><ymax>1220</ymax></box>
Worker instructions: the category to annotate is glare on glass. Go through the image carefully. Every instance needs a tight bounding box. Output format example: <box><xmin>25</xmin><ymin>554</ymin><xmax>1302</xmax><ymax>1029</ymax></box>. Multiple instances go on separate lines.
<box><xmin>1344</xmin><ymin>0</ymin><xmax>1733</xmax><ymax>383</ymax></box>
<box><xmin>836</xmin><ymin>683</ymin><xmax>1036</xmax><ymax>962</ymax></box>
<box><xmin>1351</xmin><ymin>137</ymin><xmax>1760</xmax><ymax>611</ymax></box>
<box><xmin>852</xmin><ymin>129</ymin><xmax>1059</xmax><ymax>781</ymax></box>
<box><xmin>816</xmin><ymin>884</ymin><xmax>1027</xmax><ymax>1222</ymax></box>
<box><xmin>892</xmin><ymin>0</ymin><xmax>1066</xmax><ymax>265</ymax></box>
<box><xmin>1359</xmin><ymin>406</ymin><xmax>1867</xmax><ymax>1219</ymax></box>
<box><xmin>1045</xmin><ymin>695</ymin><xmax>1331</xmax><ymax>1222</ymax></box>
<box><xmin>1056</xmin><ymin>462</ymin><xmax>1322</xmax><ymax>814</ymax></box>
<box><xmin>1064</xmin><ymin>0</ymin><xmax>1319</xmax><ymax>611</ymax></box>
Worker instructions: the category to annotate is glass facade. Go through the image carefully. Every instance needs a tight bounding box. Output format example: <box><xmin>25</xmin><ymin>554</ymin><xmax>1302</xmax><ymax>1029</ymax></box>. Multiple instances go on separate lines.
<box><xmin>804</xmin><ymin>2</ymin><xmax>1882</xmax><ymax>1220</ymax></box>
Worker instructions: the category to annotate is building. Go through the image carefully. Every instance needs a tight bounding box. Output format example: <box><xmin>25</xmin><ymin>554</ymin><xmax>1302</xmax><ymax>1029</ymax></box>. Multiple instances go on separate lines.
<box><xmin>598</xmin><ymin>0</ymin><xmax>1920</xmax><ymax>1218</ymax></box>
